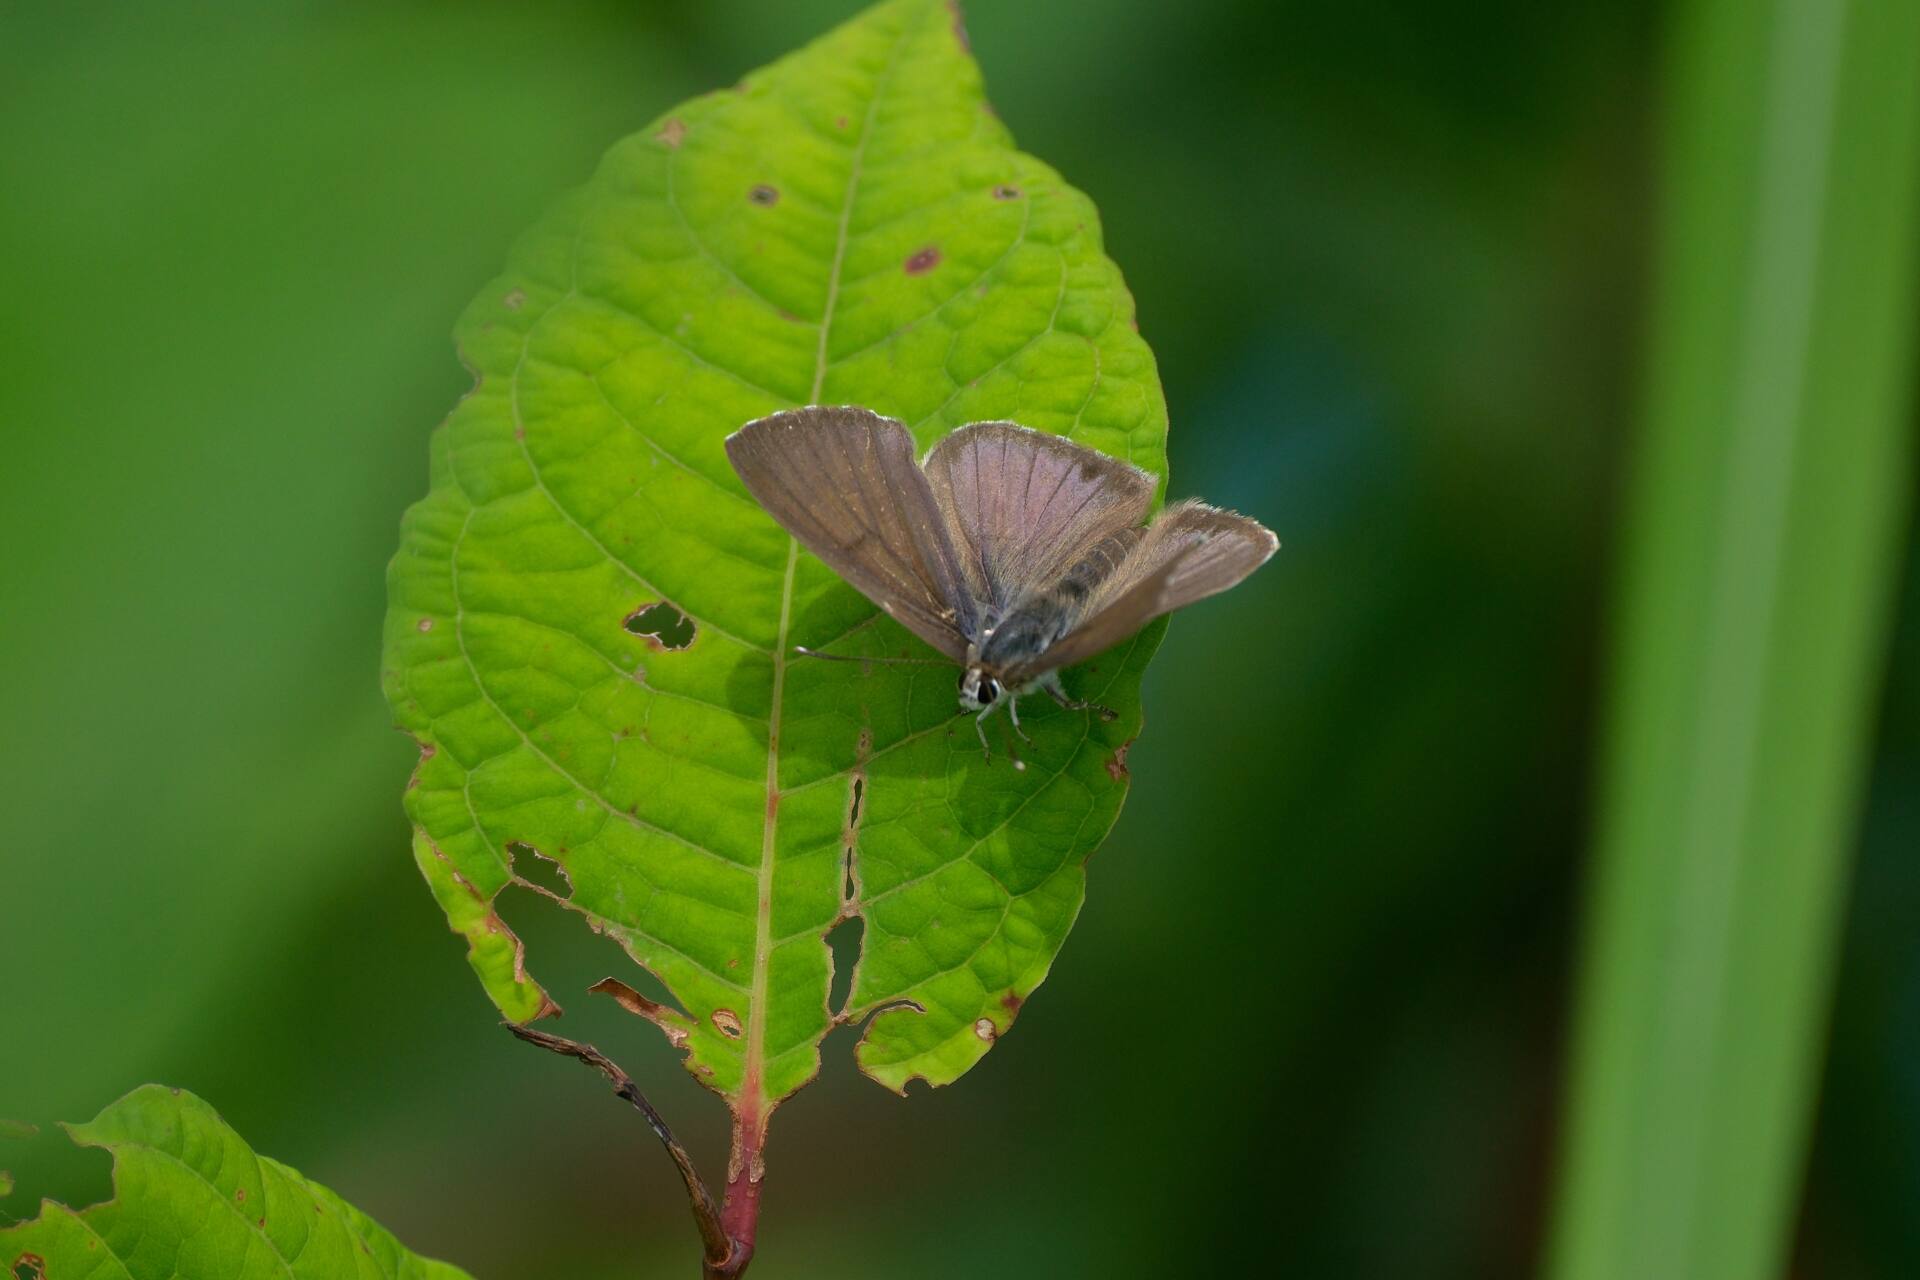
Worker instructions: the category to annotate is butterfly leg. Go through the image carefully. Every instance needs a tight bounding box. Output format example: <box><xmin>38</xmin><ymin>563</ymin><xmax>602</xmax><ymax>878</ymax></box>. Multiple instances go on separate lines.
<box><xmin>1005</xmin><ymin>693</ymin><xmax>1034</xmax><ymax>745</ymax></box>
<box><xmin>971</xmin><ymin>701</ymin><xmax>1029</xmax><ymax>769</ymax></box>
<box><xmin>973</xmin><ymin>703</ymin><xmax>999</xmax><ymax>760</ymax></box>
<box><xmin>1040</xmin><ymin>672</ymin><xmax>1119</xmax><ymax>722</ymax></box>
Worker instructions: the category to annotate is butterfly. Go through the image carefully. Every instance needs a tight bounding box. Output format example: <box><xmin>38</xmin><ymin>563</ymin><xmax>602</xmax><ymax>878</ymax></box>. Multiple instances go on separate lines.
<box><xmin>725</xmin><ymin>406</ymin><xmax>1277</xmax><ymax>761</ymax></box>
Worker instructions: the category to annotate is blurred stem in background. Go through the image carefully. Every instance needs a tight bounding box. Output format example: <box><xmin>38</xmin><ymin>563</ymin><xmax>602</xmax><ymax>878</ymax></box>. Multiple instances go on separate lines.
<box><xmin>1548</xmin><ymin>0</ymin><xmax>1920</xmax><ymax>1276</ymax></box>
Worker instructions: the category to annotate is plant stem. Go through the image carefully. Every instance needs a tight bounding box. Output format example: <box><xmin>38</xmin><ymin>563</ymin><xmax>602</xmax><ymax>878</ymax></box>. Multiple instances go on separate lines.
<box><xmin>706</xmin><ymin>1105</ymin><xmax>768</xmax><ymax>1279</ymax></box>
<box><xmin>505</xmin><ymin>1023</ymin><xmax>741</xmax><ymax>1275</ymax></box>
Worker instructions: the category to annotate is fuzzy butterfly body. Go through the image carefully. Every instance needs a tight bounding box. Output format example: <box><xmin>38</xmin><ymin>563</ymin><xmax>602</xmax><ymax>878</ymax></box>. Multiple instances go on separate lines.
<box><xmin>726</xmin><ymin>406</ymin><xmax>1277</xmax><ymax>757</ymax></box>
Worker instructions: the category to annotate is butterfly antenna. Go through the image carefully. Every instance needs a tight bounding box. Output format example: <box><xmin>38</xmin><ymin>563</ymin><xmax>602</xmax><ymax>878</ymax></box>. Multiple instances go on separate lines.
<box><xmin>793</xmin><ymin>646</ymin><xmax>948</xmax><ymax>666</ymax></box>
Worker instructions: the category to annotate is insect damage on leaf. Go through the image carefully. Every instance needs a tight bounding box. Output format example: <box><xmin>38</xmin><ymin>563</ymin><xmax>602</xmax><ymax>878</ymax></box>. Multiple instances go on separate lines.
<box><xmin>383</xmin><ymin>0</ymin><xmax>1172</xmax><ymax>1127</ymax></box>
<box><xmin>623</xmin><ymin>601</ymin><xmax>696</xmax><ymax>650</ymax></box>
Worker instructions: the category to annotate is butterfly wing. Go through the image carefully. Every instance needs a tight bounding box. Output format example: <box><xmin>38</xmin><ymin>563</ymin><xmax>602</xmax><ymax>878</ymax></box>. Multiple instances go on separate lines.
<box><xmin>1000</xmin><ymin>499</ymin><xmax>1278</xmax><ymax>681</ymax></box>
<box><xmin>726</xmin><ymin>406</ymin><xmax>974</xmax><ymax>659</ymax></box>
<box><xmin>923</xmin><ymin>422</ymin><xmax>1156</xmax><ymax>620</ymax></box>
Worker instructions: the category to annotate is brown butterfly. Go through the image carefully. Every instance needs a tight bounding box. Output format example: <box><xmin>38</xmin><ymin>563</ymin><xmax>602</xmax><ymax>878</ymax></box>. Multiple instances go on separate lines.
<box><xmin>726</xmin><ymin>406</ymin><xmax>1277</xmax><ymax>759</ymax></box>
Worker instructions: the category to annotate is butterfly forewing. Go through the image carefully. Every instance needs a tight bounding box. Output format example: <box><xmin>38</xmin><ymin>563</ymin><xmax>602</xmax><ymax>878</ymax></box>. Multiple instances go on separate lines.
<box><xmin>1003</xmin><ymin>499</ymin><xmax>1278</xmax><ymax>680</ymax></box>
<box><xmin>923</xmin><ymin>423</ymin><xmax>1155</xmax><ymax>620</ymax></box>
<box><xmin>726</xmin><ymin>407</ymin><xmax>973</xmax><ymax>658</ymax></box>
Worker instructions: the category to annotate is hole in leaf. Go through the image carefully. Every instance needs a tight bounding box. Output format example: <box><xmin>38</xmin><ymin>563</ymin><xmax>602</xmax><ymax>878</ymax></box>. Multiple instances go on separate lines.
<box><xmin>826</xmin><ymin>915</ymin><xmax>864</xmax><ymax>1017</ymax></box>
<box><xmin>16</xmin><ymin>1254</ymin><xmax>48</xmax><ymax>1280</ymax></box>
<box><xmin>624</xmin><ymin>603</ymin><xmax>695</xmax><ymax>650</ymax></box>
<box><xmin>992</xmin><ymin>184</ymin><xmax>1020</xmax><ymax>200</ymax></box>
<box><xmin>842</xmin><ymin>776</ymin><xmax>864</xmax><ymax>900</ymax></box>
<box><xmin>711</xmin><ymin>1008</ymin><xmax>743</xmax><ymax>1038</ymax></box>
<box><xmin>493</xmin><ymin>878</ymin><xmax>697</xmax><ymax>1039</ymax></box>
<box><xmin>507</xmin><ymin>841</ymin><xmax>572</xmax><ymax>899</ymax></box>
<box><xmin>748</xmin><ymin>183</ymin><xmax>779</xmax><ymax>206</ymax></box>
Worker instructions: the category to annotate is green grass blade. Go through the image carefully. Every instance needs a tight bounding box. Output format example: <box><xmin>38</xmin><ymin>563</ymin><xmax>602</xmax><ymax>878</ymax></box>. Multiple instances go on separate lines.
<box><xmin>1547</xmin><ymin>0</ymin><xmax>1920</xmax><ymax>1277</ymax></box>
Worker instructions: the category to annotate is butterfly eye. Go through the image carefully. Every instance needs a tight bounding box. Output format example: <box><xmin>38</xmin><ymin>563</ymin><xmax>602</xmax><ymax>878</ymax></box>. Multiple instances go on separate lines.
<box><xmin>960</xmin><ymin>670</ymin><xmax>1000</xmax><ymax>706</ymax></box>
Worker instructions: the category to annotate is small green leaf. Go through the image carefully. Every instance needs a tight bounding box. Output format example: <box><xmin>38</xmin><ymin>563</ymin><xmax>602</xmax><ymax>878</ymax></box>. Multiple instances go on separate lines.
<box><xmin>0</xmin><ymin>1086</ymin><xmax>469</xmax><ymax>1279</ymax></box>
<box><xmin>0</xmin><ymin>1120</ymin><xmax>29</xmax><ymax>1199</ymax></box>
<box><xmin>383</xmin><ymin>0</ymin><xmax>1165</xmax><ymax>1121</ymax></box>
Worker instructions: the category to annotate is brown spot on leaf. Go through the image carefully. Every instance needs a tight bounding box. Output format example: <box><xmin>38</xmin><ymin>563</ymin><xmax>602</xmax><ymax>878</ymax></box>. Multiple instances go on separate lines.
<box><xmin>1105</xmin><ymin>739</ymin><xmax>1133</xmax><ymax>782</ymax></box>
<box><xmin>834</xmin><ymin>114</ymin><xmax>849</xmax><ymax>129</ymax></box>
<box><xmin>973</xmin><ymin>1017</ymin><xmax>996</xmax><ymax>1042</ymax></box>
<box><xmin>904</xmin><ymin>246</ymin><xmax>942</xmax><ymax>275</ymax></box>
<box><xmin>502</xmin><ymin>288</ymin><xmax>526</xmax><ymax>311</ymax></box>
<box><xmin>992</xmin><ymin>184</ymin><xmax>1021</xmax><ymax>200</ymax></box>
<box><xmin>416</xmin><ymin>616</ymin><xmax>434</xmax><ymax>632</ymax></box>
<box><xmin>656</xmin><ymin>117</ymin><xmax>687</xmax><ymax>148</ymax></box>
<box><xmin>235</xmin><ymin>1187</ymin><xmax>246</xmax><ymax>1203</ymax></box>
<box><xmin>1001</xmin><ymin>990</ymin><xmax>1024</xmax><ymax>1014</ymax></box>
<box><xmin>711</xmin><ymin>1008</ymin><xmax>743</xmax><ymax>1038</ymax></box>
<box><xmin>748</xmin><ymin>183</ymin><xmax>779</xmax><ymax>206</ymax></box>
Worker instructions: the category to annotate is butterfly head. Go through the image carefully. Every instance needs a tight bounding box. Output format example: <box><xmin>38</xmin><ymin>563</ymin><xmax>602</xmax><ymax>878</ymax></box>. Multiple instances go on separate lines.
<box><xmin>957</xmin><ymin>665</ymin><xmax>1005</xmax><ymax>712</ymax></box>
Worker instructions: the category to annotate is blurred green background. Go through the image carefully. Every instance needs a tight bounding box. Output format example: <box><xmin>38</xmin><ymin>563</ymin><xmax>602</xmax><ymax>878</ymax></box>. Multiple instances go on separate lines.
<box><xmin>3</xmin><ymin>2</ymin><xmax>1914</xmax><ymax>1277</ymax></box>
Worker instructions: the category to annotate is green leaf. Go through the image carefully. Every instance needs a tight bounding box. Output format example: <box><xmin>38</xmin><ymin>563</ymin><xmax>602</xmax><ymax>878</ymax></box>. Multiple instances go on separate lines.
<box><xmin>383</xmin><ymin>0</ymin><xmax>1165</xmax><ymax>1121</ymax></box>
<box><xmin>0</xmin><ymin>1120</ymin><xmax>29</xmax><ymax>1200</ymax></box>
<box><xmin>0</xmin><ymin>1086</ymin><xmax>470</xmax><ymax>1279</ymax></box>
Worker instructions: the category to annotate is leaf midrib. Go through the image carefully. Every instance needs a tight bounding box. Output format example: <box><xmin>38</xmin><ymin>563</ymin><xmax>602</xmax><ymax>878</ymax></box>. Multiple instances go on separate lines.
<box><xmin>742</xmin><ymin>19</ymin><xmax>914</xmax><ymax>1114</ymax></box>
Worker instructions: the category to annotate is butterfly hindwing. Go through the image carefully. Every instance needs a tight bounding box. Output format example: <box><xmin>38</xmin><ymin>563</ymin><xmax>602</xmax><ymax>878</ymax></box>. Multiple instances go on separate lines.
<box><xmin>1001</xmin><ymin>499</ymin><xmax>1278</xmax><ymax>681</ymax></box>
